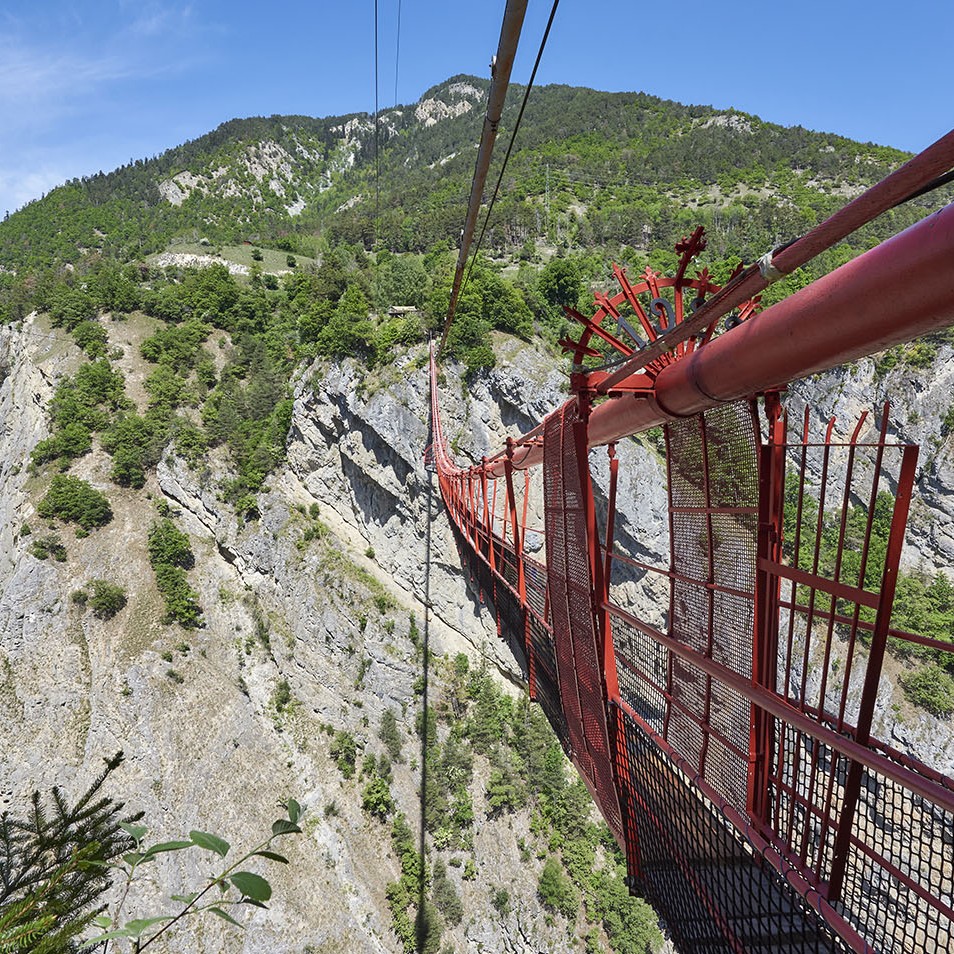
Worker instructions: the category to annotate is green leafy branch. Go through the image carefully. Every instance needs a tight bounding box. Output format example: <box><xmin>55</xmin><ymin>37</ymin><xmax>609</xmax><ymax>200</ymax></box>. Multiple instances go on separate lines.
<box><xmin>83</xmin><ymin>799</ymin><xmax>303</xmax><ymax>952</ymax></box>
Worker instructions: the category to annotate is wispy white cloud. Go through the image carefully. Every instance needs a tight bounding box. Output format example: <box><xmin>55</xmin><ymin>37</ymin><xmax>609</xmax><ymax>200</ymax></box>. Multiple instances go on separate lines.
<box><xmin>0</xmin><ymin>3</ymin><xmax>201</xmax><ymax>111</ymax></box>
<box><xmin>0</xmin><ymin>45</ymin><xmax>136</xmax><ymax>108</ymax></box>
<box><xmin>0</xmin><ymin>2</ymin><xmax>219</xmax><ymax>213</ymax></box>
<box><xmin>121</xmin><ymin>2</ymin><xmax>193</xmax><ymax>39</ymax></box>
<box><xmin>118</xmin><ymin>1</ymin><xmax>195</xmax><ymax>39</ymax></box>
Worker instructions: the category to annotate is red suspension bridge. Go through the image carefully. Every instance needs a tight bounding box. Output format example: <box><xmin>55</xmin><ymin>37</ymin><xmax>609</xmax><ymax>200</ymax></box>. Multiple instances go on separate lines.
<box><xmin>426</xmin><ymin>139</ymin><xmax>954</xmax><ymax>951</ymax></box>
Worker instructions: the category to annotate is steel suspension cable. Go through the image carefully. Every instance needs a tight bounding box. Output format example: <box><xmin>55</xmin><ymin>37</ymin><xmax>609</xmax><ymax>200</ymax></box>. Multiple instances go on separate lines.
<box><xmin>373</xmin><ymin>0</ymin><xmax>380</xmax><ymax>240</ymax></box>
<box><xmin>394</xmin><ymin>0</ymin><xmax>402</xmax><ymax>106</ymax></box>
<box><xmin>460</xmin><ymin>0</ymin><xmax>561</xmax><ymax>302</ymax></box>
<box><xmin>416</xmin><ymin>464</ymin><xmax>434</xmax><ymax>952</ymax></box>
<box><xmin>372</xmin><ymin>0</ymin><xmax>382</xmax><ymax>314</ymax></box>
<box><xmin>436</xmin><ymin>0</ymin><xmax>529</xmax><ymax>358</ymax></box>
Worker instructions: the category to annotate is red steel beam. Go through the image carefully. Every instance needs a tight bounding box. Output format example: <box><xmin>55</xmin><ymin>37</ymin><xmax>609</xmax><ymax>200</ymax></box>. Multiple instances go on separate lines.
<box><xmin>483</xmin><ymin>200</ymin><xmax>954</xmax><ymax>474</ymax></box>
<box><xmin>590</xmin><ymin>199</ymin><xmax>954</xmax><ymax>446</ymax></box>
<box><xmin>438</xmin><ymin>0</ymin><xmax>529</xmax><ymax>356</ymax></box>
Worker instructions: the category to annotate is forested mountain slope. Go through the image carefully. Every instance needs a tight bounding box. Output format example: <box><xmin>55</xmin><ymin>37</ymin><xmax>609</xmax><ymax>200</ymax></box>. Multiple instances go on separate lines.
<box><xmin>0</xmin><ymin>75</ymin><xmax>942</xmax><ymax>279</ymax></box>
<box><xmin>1</xmin><ymin>75</ymin><xmax>953</xmax><ymax>952</ymax></box>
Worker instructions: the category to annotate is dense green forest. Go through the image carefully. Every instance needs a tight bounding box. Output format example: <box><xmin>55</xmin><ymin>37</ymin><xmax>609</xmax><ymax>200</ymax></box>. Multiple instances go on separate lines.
<box><xmin>3</xmin><ymin>76</ymin><xmax>951</xmax><ymax>373</ymax></box>
<box><xmin>0</xmin><ymin>76</ymin><xmax>946</xmax><ymax>275</ymax></box>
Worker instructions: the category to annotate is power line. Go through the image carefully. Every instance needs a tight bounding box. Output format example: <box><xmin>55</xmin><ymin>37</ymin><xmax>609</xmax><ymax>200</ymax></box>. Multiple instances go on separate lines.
<box><xmin>373</xmin><ymin>0</ymin><xmax>381</xmax><ymax>311</ymax></box>
<box><xmin>416</xmin><ymin>464</ymin><xmax>434</xmax><ymax>954</ymax></box>
<box><xmin>373</xmin><ymin>0</ymin><xmax>380</xmax><ymax>240</ymax></box>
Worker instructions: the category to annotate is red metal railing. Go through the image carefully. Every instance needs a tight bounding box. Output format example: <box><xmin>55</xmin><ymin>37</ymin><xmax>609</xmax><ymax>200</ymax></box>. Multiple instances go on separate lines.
<box><xmin>428</xmin><ymin>161</ymin><xmax>954</xmax><ymax>949</ymax></box>
<box><xmin>431</xmin><ymin>344</ymin><xmax>954</xmax><ymax>951</ymax></box>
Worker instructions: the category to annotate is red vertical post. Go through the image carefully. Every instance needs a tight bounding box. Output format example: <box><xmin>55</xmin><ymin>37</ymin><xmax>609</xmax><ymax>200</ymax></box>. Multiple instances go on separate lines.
<box><xmin>504</xmin><ymin>438</ymin><xmax>526</xmax><ymax>603</ymax></box>
<box><xmin>466</xmin><ymin>473</ymin><xmax>475</xmax><ymax>547</ymax></box>
<box><xmin>521</xmin><ymin>468</ymin><xmax>537</xmax><ymax>697</ymax></box>
<box><xmin>490</xmin><ymin>479</ymin><xmax>499</xmax><ymax>566</ymax></box>
<box><xmin>662</xmin><ymin>423</ymin><xmax>677</xmax><ymax>742</ymax></box>
<box><xmin>500</xmin><ymin>474</ymin><xmax>510</xmax><ymax>550</ymax></box>
<box><xmin>826</xmin><ymin>443</ymin><xmax>919</xmax><ymax>902</ymax></box>
<box><xmin>601</xmin><ymin>443</ymin><xmax>621</xmax><ymax>704</ymax></box>
<box><xmin>749</xmin><ymin>392</ymin><xmax>785</xmax><ymax>827</ymax></box>
<box><xmin>574</xmin><ymin>397</ymin><xmax>620</xmax><ymax>702</ymax></box>
<box><xmin>573</xmin><ymin>396</ymin><xmax>624</xmax><ymax>842</ymax></box>
<box><xmin>481</xmin><ymin>463</ymin><xmax>494</xmax><ymax>572</ymax></box>
<box><xmin>521</xmin><ymin>469</ymin><xmax>531</xmax><ymax>555</ymax></box>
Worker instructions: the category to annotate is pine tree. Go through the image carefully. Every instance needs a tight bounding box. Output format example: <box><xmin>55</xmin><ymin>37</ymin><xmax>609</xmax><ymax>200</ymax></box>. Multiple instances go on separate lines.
<box><xmin>0</xmin><ymin>752</ymin><xmax>137</xmax><ymax>952</ymax></box>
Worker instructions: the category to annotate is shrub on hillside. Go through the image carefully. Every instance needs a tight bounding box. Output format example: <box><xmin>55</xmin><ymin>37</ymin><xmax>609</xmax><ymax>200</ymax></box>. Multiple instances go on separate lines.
<box><xmin>538</xmin><ymin>856</ymin><xmax>579</xmax><ymax>921</ymax></box>
<box><xmin>70</xmin><ymin>320</ymin><xmax>109</xmax><ymax>358</ymax></box>
<box><xmin>147</xmin><ymin>519</ymin><xmax>194</xmax><ymax>569</ymax></box>
<box><xmin>50</xmin><ymin>360</ymin><xmax>128</xmax><ymax>432</ymax></box>
<box><xmin>29</xmin><ymin>535</ymin><xmax>67</xmax><ymax>562</ymax></box>
<box><xmin>153</xmin><ymin>564</ymin><xmax>202</xmax><ymax>628</ymax></box>
<box><xmin>902</xmin><ymin>664</ymin><xmax>954</xmax><ymax>716</ymax></box>
<box><xmin>147</xmin><ymin>518</ymin><xmax>201</xmax><ymax>627</ymax></box>
<box><xmin>31</xmin><ymin>422</ymin><xmax>93</xmax><ymax>467</ymax></box>
<box><xmin>101</xmin><ymin>413</ymin><xmax>168</xmax><ymax>488</ymax></box>
<box><xmin>38</xmin><ymin>475</ymin><xmax>112</xmax><ymax>530</ymax></box>
<box><xmin>87</xmin><ymin>579</ymin><xmax>127</xmax><ymax>620</ymax></box>
<box><xmin>48</xmin><ymin>284</ymin><xmax>97</xmax><ymax>330</ymax></box>
<box><xmin>330</xmin><ymin>730</ymin><xmax>357</xmax><ymax>779</ymax></box>
<box><xmin>361</xmin><ymin>776</ymin><xmax>394</xmax><ymax>820</ymax></box>
<box><xmin>379</xmin><ymin>708</ymin><xmax>403</xmax><ymax>763</ymax></box>
<box><xmin>431</xmin><ymin>859</ymin><xmax>463</xmax><ymax>927</ymax></box>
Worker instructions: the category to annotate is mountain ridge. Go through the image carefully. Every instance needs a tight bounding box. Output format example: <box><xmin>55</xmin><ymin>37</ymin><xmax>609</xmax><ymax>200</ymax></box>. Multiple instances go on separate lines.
<box><xmin>0</xmin><ymin>74</ymin><xmax>928</xmax><ymax>281</ymax></box>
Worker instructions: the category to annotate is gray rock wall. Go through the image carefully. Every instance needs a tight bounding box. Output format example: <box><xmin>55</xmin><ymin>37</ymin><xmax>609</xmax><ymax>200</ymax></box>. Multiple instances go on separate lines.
<box><xmin>1</xmin><ymin>314</ymin><xmax>952</xmax><ymax>951</ymax></box>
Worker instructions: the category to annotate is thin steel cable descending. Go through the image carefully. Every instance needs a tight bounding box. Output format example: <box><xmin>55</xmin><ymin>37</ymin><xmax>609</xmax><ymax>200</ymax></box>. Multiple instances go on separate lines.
<box><xmin>373</xmin><ymin>0</ymin><xmax>380</xmax><ymax>240</ymax></box>
<box><xmin>460</xmin><ymin>0</ymin><xmax>561</xmax><ymax>302</ymax></box>
<box><xmin>416</xmin><ymin>465</ymin><xmax>435</xmax><ymax>953</ymax></box>
<box><xmin>394</xmin><ymin>0</ymin><xmax>402</xmax><ymax>106</ymax></box>
<box><xmin>372</xmin><ymin>0</ymin><xmax>381</xmax><ymax>313</ymax></box>
<box><xmin>437</xmin><ymin>0</ymin><xmax>529</xmax><ymax>358</ymax></box>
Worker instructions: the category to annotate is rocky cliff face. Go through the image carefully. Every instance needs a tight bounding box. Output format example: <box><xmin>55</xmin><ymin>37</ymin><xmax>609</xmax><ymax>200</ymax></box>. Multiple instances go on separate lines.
<box><xmin>1</xmin><ymin>313</ymin><xmax>953</xmax><ymax>951</ymax></box>
<box><xmin>0</xmin><ymin>316</ymin><xmax>605</xmax><ymax>953</ymax></box>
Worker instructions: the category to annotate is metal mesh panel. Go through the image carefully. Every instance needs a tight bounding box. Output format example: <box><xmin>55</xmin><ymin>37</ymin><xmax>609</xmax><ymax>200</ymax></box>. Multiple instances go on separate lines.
<box><xmin>663</xmin><ymin>404</ymin><xmax>759</xmax><ymax>816</ymax></box>
<box><xmin>770</xmin><ymin>722</ymin><xmax>842</xmax><ymax>881</ymax></box>
<box><xmin>493</xmin><ymin>572</ymin><xmax>529</xmax><ymax>678</ymax></box>
<box><xmin>615</xmin><ymin>707</ymin><xmax>850</xmax><ymax>954</ymax></box>
<box><xmin>524</xmin><ymin>555</ymin><xmax>547</xmax><ymax>619</ymax></box>
<box><xmin>757</xmin><ymin>426</ymin><xmax>954</xmax><ymax>951</ymax></box>
<box><xmin>449</xmin><ymin>520</ymin><xmax>530</xmax><ymax>679</ymax></box>
<box><xmin>544</xmin><ymin>401</ymin><xmax>623</xmax><ymax>840</ymax></box>
<box><xmin>711</xmin><ymin>511</ymin><xmax>758</xmax><ymax>675</ymax></box>
<box><xmin>704</xmin><ymin>404</ymin><xmax>760</xmax><ymax>508</ymax></box>
<box><xmin>672</xmin><ymin>572</ymin><xmax>710</xmax><ymax>652</ymax></box>
<box><xmin>769</xmin><ymin>722</ymin><xmax>954</xmax><ymax>953</ymax></box>
<box><xmin>667</xmin><ymin>655</ymin><xmax>707</xmax><ymax>770</ymax></box>
<box><xmin>832</xmin><ymin>756</ymin><xmax>954</xmax><ymax>953</ymax></box>
<box><xmin>544</xmin><ymin>407</ymin><xmax>588</xmax><ymax>766</ymax></box>
<box><xmin>527</xmin><ymin>613</ymin><xmax>569</xmax><ymax>746</ymax></box>
<box><xmin>614</xmin><ymin>614</ymin><xmax>669</xmax><ymax>734</ymax></box>
<box><xmin>668</xmin><ymin>416</ymin><xmax>707</xmax><ymax>508</ymax></box>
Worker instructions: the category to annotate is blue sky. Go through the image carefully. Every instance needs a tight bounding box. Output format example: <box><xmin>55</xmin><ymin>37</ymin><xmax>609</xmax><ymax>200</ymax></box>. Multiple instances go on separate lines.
<box><xmin>1</xmin><ymin>0</ymin><xmax>951</xmax><ymax>216</ymax></box>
